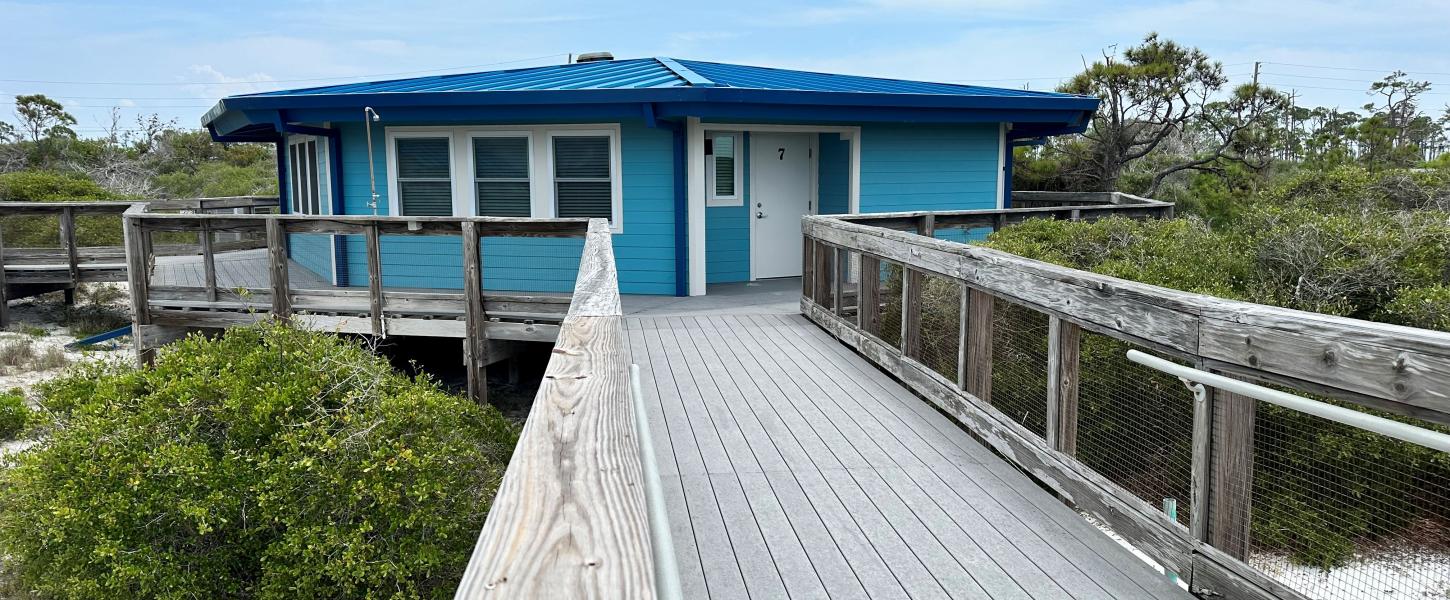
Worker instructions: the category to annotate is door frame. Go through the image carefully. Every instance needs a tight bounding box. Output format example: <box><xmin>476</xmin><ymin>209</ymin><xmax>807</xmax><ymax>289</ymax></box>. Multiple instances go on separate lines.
<box><xmin>749</xmin><ymin>131</ymin><xmax>817</xmax><ymax>281</ymax></box>
<box><xmin>695</xmin><ymin>123</ymin><xmax>861</xmax><ymax>289</ymax></box>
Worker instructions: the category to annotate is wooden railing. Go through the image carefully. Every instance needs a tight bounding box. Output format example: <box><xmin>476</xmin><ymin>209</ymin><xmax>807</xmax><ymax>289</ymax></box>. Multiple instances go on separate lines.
<box><xmin>801</xmin><ymin>212</ymin><xmax>1450</xmax><ymax>600</ymax></box>
<box><xmin>0</xmin><ymin>197</ymin><xmax>277</xmax><ymax>327</ymax></box>
<box><xmin>455</xmin><ymin>219</ymin><xmax>657</xmax><ymax>598</ymax></box>
<box><xmin>124</xmin><ymin>202</ymin><xmax>593</xmax><ymax>403</ymax></box>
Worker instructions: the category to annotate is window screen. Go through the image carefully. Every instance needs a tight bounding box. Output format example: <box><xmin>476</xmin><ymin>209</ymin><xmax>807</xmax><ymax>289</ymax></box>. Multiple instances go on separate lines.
<box><xmin>473</xmin><ymin>136</ymin><xmax>530</xmax><ymax>217</ymax></box>
<box><xmin>552</xmin><ymin>135</ymin><xmax>613</xmax><ymax>220</ymax></box>
<box><xmin>395</xmin><ymin>137</ymin><xmax>452</xmax><ymax>216</ymax></box>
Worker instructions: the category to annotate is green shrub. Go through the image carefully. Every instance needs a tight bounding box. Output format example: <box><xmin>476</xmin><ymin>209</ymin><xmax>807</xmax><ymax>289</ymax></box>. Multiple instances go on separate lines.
<box><xmin>0</xmin><ymin>390</ymin><xmax>29</xmax><ymax>441</ymax></box>
<box><xmin>0</xmin><ymin>323</ymin><xmax>518</xmax><ymax>599</ymax></box>
<box><xmin>0</xmin><ymin>170</ymin><xmax>119</xmax><ymax>202</ymax></box>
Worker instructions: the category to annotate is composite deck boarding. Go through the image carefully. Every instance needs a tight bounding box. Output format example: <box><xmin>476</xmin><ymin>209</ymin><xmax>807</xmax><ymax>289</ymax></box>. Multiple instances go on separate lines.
<box><xmin>628</xmin><ymin>313</ymin><xmax>1189</xmax><ymax>599</ymax></box>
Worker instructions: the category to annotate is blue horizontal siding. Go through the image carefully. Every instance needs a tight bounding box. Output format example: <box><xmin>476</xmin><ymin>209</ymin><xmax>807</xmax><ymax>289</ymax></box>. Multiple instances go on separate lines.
<box><xmin>330</xmin><ymin>119</ymin><xmax>676</xmax><ymax>295</ymax></box>
<box><xmin>706</xmin><ymin>132</ymin><xmax>750</xmax><ymax>284</ymax></box>
<box><xmin>818</xmin><ymin>133</ymin><xmax>851</xmax><ymax>215</ymax></box>
<box><xmin>858</xmin><ymin>123</ymin><xmax>1000</xmax><ymax>213</ymax></box>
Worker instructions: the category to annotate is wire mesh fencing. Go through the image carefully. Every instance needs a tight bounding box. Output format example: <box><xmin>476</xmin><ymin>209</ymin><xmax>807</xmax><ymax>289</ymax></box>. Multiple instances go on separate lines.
<box><xmin>1075</xmin><ymin>331</ymin><xmax>1195</xmax><ymax>528</ymax></box>
<box><xmin>913</xmin><ymin>273</ymin><xmax>961</xmax><ymax>384</ymax></box>
<box><xmin>877</xmin><ymin>261</ymin><xmax>904</xmax><ymax>348</ymax></box>
<box><xmin>988</xmin><ymin>296</ymin><xmax>1050</xmax><ymax>438</ymax></box>
<box><xmin>1209</xmin><ymin>394</ymin><xmax>1450</xmax><ymax>600</ymax></box>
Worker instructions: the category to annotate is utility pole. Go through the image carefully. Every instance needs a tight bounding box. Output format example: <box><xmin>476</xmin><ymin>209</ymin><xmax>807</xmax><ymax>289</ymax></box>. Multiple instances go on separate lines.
<box><xmin>1251</xmin><ymin>61</ymin><xmax>1261</xmax><ymax>89</ymax></box>
<box><xmin>1286</xmin><ymin>89</ymin><xmax>1299</xmax><ymax>161</ymax></box>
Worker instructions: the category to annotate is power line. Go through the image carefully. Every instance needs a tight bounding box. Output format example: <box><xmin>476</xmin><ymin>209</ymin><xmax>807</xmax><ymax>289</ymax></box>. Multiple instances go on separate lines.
<box><xmin>0</xmin><ymin>53</ymin><xmax>570</xmax><ymax>87</ymax></box>
<box><xmin>1263</xmin><ymin>71</ymin><xmax>1449</xmax><ymax>86</ymax></box>
<box><xmin>1263</xmin><ymin>61</ymin><xmax>1450</xmax><ymax>77</ymax></box>
<box><xmin>1258</xmin><ymin>80</ymin><xmax>1450</xmax><ymax>95</ymax></box>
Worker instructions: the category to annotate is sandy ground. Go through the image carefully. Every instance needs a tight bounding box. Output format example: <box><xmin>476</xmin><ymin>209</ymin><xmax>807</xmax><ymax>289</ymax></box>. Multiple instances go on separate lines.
<box><xmin>1</xmin><ymin>287</ymin><xmax>131</xmax><ymax>456</ymax></box>
<box><xmin>1085</xmin><ymin>511</ymin><xmax>1450</xmax><ymax>599</ymax></box>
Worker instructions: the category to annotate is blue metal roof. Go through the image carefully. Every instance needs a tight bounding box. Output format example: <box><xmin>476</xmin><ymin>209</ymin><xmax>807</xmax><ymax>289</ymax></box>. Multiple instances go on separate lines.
<box><xmin>204</xmin><ymin>57</ymin><xmax>1098</xmax><ymax>140</ymax></box>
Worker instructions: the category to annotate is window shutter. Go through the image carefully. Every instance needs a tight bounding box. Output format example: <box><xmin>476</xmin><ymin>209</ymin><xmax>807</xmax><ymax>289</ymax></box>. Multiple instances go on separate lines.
<box><xmin>305</xmin><ymin>140</ymin><xmax>320</xmax><ymax>215</ymax></box>
<box><xmin>553</xmin><ymin>136</ymin><xmax>612</xmax><ymax>219</ymax></box>
<box><xmin>473</xmin><ymin>136</ymin><xmax>530</xmax><ymax>217</ymax></box>
<box><xmin>714</xmin><ymin>134</ymin><xmax>735</xmax><ymax>197</ymax></box>
<box><xmin>395</xmin><ymin>137</ymin><xmax>452</xmax><ymax>216</ymax></box>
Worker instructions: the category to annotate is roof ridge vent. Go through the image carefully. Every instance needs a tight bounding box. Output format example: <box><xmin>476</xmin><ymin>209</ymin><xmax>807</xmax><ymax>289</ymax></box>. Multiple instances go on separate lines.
<box><xmin>575</xmin><ymin>52</ymin><xmax>614</xmax><ymax>63</ymax></box>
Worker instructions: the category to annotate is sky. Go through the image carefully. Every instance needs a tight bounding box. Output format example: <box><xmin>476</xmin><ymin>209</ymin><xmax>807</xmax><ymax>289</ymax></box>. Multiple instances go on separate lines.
<box><xmin>4</xmin><ymin>0</ymin><xmax>1450</xmax><ymax>137</ymax></box>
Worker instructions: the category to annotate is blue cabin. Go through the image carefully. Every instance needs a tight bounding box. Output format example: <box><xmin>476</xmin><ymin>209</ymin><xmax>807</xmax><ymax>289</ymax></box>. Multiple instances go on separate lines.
<box><xmin>202</xmin><ymin>56</ymin><xmax>1097</xmax><ymax>296</ymax></box>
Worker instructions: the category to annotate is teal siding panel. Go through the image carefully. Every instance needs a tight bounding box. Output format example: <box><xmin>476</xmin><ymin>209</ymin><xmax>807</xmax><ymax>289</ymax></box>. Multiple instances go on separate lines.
<box><xmin>706</xmin><ymin>132</ymin><xmax>750</xmax><ymax>284</ymax></box>
<box><xmin>818</xmin><ymin>133</ymin><xmax>851</xmax><ymax>215</ymax></box>
<box><xmin>288</xmin><ymin>233</ymin><xmax>334</xmax><ymax>283</ymax></box>
<box><xmin>332</xmin><ymin>119</ymin><xmax>676</xmax><ymax>295</ymax></box>
<box><xmin>858</xmin><ymin>123</ymin><xmax>1001</xmax><ymax>213</ymax></box>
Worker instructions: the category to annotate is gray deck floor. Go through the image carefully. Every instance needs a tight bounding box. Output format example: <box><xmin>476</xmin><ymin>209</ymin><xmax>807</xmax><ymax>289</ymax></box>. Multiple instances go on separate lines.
<box><xmin>627</xmin><ymin>313</ymin><xmax>1190</xmax><ymax>600</ymax></box>
<box><xmin>152</xmin><ymin>248</ymin><xmax>333</xmax><ymax>290</ymax></box>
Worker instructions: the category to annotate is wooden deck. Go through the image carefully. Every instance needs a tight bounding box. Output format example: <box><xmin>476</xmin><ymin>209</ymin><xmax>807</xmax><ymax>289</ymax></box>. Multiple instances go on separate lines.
<box><xmin>627</xmin><ymin>313</ymin><xmax>1190</xmax><ymax>600</ymax></box>
<box><xmin>152</xmin><ymin>248</ymin><xmax>332</xmax><ymax>289</ymax></box>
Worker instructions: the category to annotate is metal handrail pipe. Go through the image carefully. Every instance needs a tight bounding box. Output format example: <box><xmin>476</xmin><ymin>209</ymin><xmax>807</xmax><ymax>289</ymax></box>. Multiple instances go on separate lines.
<box><xmin>1126</xmin><ymin>349</ymin><xmax>1450</xmax><ymax>454</ymax></box>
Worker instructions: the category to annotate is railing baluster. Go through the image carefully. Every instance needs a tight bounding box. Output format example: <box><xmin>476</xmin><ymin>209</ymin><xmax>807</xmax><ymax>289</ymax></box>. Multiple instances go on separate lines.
<box><xmin>813</xmin><ymin>240</ymin><xmax>831</xmax><ymax>312</ymax></box>
<box><xmin>955</xmin><ymin>282</ymin><xmax>968</xmax><ymax>389</ymax></box>
<box><xmin>365</xmin><ymin>223</ymin><xmax>384</xmax><ymax>336</ymax></box>
<box><xmin>265</xmin><ymin>218</ymin><xmax>290</xmax><ymax>319</ymax></box>
<box><xmin>1208</xmin><ymin>378</ymin><xmax>1256</xmax><ymax>561</ymax></box>
<box><xmin>802</xmin><ymin>236</ymin><xmax>814</xmax><ymax>301</ymax></box>
<box><xmin>1046</xmin><ymin>316</ymin><xmax>1081</xmax><ymax>455</ymax></box>
<box><xmin>860</xmin><ymin>255</ymin><xmax>880</xmax><ymax>334</ymax></box>
<box><xmin>964</xmin><ymin>288</ymin><xmax>994</xmax><ymax>404</ymax></box>
<box><xmin>461</xmin><ymin>221</ymin><xmax>489</xmax><ymax>405</ymax></box>
<box><xmin>1189</xmin><ymin>368</ymin><xmax>1212</xmax><ymax>544</ymax></box>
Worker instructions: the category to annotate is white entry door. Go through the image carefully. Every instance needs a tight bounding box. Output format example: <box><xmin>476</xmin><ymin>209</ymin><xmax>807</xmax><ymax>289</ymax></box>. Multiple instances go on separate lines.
<box><xmin>751</xmin><ymin>132</ymin><xmax>813</xmax><ymax>279</ymax></box>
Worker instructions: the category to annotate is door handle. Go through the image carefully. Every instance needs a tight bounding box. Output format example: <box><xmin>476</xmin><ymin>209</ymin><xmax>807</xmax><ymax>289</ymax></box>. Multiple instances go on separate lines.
<box><xmin>756</xmin><ymin>211</ymin><xmax>767</xmax><ymax>218</ymax></box>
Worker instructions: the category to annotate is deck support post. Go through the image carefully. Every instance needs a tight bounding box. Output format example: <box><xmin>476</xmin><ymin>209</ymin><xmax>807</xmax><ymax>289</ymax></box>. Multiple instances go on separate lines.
<box><xmin>200</xmin><ymin>218</ymin><xmax>217</xmax><ymax>302</ymax></box>
<box><xmin>901</xmin><ymin>214</ymin><xmax>933</xmax><ymax>359</ymax></box>
<box><xmin>0</xmin><ymin>224</ymin><xmax>8</xmax><ymax>328</ymax></box>
<box><xmin>365</xmin><ymin>224</ymin><xmax>384</xmax><ymax>336</ymax></box>
<box><xmin>1045</xmin><ymin>316</ymin><xmax>1081</xmax><ymax>455</ymax></box>
<box><xmin>265</xmin><ymin>218</ymin><xmax>290</xmax><ymax>319</ymax></box>
<box><xmin>124</xmin><ymin>211</ymin><xmax>154</xmax><ymax>365</ymax></box>
<box><xmin>461</xmin><ymin>221</ymin><xmax>489</xmax><ymax>405</ymax></box>
<box><xmin>859</xmin><ymin>255</ymin><xmax>880</xmax><ymax>335</ymax></box>
<box><xmin>1207</xmin><ymin>377</ymin><xmax>1256</xmax><ymax>561</ymax></box>
<box><xmin>964</xmin><ymin>288</ymin><xmax>993</xmax><ymax>403</ymax></box>
<box><xmin>802</xmin><ymin>236</ymin><xmax>814</xmax><ymax>302</ymax></box>
<box><xmin>61</xmin><ymin>206</ymin><xmax>79</xmax><ymax>289</ymax></box>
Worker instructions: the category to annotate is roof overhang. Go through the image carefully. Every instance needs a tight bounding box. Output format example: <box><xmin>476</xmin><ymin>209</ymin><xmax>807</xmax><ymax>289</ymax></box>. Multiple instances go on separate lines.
<box><xmin>203</xmin><ymin>87</ymin><xmax>1098</xmax><ymax>141</ymax></box>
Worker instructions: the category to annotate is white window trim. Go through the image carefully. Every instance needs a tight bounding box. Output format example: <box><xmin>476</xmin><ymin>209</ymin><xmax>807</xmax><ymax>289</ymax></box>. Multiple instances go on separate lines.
<box><xmin>384</xmin><ymin>124</ymin><xmax>624</xmax><ymax>233</ymax></box>
<box><xmin>286</xmin><ymin>134</ymin><xmax>331</xmax><ymax>216</ymax></box>
<box><xmin>545</xmin><ymin>127</ymin><xmax>623</xmax><ymax>231</ymax></box>
<box><xmin>706</xmin><ymin>131</ymin><xmax>743</xmax><ymax>207</ymax></box>
<box><xmin>466</xmin><ymin>129</ymin><xmax>534</xmax><ymax>218</ymax></box>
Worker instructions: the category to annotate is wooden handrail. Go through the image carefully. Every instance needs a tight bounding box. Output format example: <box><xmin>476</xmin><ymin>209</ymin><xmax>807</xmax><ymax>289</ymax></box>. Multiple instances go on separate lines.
<box><xmin>456</xmin><ymin>218</ymin><xmax>656</xmax><ymax>598</ymax></box>
<box><xmin>802</xmin><ymin>210</ymin><xmax>1450</xmax><ymax>600</ymax></box>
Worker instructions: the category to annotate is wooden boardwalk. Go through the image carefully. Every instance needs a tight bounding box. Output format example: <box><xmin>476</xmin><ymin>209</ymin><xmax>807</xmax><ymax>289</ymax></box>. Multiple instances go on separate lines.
<box><xmin>152</xmin><ymin>248</ymin><xmax>331</xmax><ymax>289</ymax></box>
<box><xmin>627</xmin><ymin>313</ymin><xmax>1191</xmax><ymax>600</ymax></box>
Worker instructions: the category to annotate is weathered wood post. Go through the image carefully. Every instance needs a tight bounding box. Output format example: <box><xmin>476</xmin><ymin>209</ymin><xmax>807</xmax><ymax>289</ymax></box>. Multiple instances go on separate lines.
<box><xmin>365</xmin><ymin>223</ymin><xmax>384</xmax><ymax>336</ymax></box>
<box><xmin>0</xmin><ymin>222</ymin><xmax>8</xmax><ymax>328</ymax></box>
<box><xmin>859</xmin><ymin>255</ymin><xmax>881</xmax><ymax>335</ymax></box>
<box><xmin>964</xmin><ymin>288</ymin><xmax>994</xmax><ymax>403</ymax></box>
<box><xmin>265</xmin><ymin>218</ymin><xmax>291</xmax><ymax>319</ymax></box>
<box><xmin>461</xmin><ymin>220</ymin><xmax>489</xmax><ymax>405</ymax></box>
<box><xmin>806</xmin><ymin>233</ymin><xmax>817</xmax><ymax>302</ymax></box>
<box><xmin>1046</xmin><ymin>316</ymin><xmax>1081</xmax><ymax>455</ymax></box>
<box><xmin>60</xmin><ymin>206</ymin><xmax>79</xmax><ymax>304</ymax></box>
<box><xmin>199</xmin><ymin>218</ymin><xmax>217</xmax><ymax>302</ymax></box>
<box><xmin>813</xmin><ymin>240</ymin><xmax>833</xmax><ymax>312</ymax></box>
<box><xmin>902</xmin><ymin>214</ymin><xmax>934</xmax><ymax>359</ymax></box>
<box><xmin>1207</xmin><ymin>380</ymin><xmax>1256</xmax><ymax>560</ymax></box>
<box><xmin>123</xmin><ymin>207</ymin><xmax>154</xmax><ymax>365</ymax></box>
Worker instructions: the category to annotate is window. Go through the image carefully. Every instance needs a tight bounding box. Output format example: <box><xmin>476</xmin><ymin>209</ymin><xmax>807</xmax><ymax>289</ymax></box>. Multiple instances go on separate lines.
<box><xmin>287</xmin><ymin>136</ymin><xmax>328</xmax><ymax>215</ymax></box>
<box><xmin>385</xmin><ymin>125</ymin><xmax>622</xmax><ymax>230</ymax></box>
<box><xmin>394</xmin><ymin>136</ymin><xmax>452</xmax><ymax>216</ymax></box>
<box><xmin>471</xmin><ymin>135</ymin><xmax>531</xmax><ymax>217</ymax></box>
<box><xmin>551</xmin><ymin>134</ymin><xmax>614</xmax><ymax>221</ymax></box>
<box><xmin>706</xmin><ymin>132</ymin><xmax>741</xmax><ymax>206</ymax></box>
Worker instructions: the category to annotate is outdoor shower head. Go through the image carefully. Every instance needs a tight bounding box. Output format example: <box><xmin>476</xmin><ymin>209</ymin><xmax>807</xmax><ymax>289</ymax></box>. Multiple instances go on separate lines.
<box><xmin>365</xmin><ymin>106</ymin><xmax>381</xmax><ymax>122</ymax></box>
